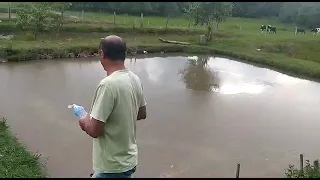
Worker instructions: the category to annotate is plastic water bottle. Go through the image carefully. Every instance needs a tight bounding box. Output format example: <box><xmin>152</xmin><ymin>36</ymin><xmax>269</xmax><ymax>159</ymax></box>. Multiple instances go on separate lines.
<box><xmin>68</xmin><ymin>104</ymin><xmax>88</xmax><ymax>119</ymax></box>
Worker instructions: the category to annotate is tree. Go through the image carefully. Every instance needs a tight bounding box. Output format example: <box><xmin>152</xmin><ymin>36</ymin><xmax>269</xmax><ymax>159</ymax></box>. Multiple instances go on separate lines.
<box><xmin>106</xmin><ymin>2</ymin><xmax>118</xmax><ymax>13</ymax></box>
<box><xmin>163</xmin><ymin>2</ymin><xmax>179</xmax><ymax>28</ymax></box>
<box><xmin>15</xmin><ymin>2</ymin><xmax>55</xmax><ymax>40</ymax></box>
<box><xmin>213</xmin><ymin>2</ymin><xmax>234</xmax><ymax>29</ymax></box>
<box><xmin>278</xmin><ymin>2</ymin><xmax>320</xmax><ymax>28</ymax></box>
<box><xmin>49</xmin><ymin>3</ymin><xmax>71</xmax><ymax>38</ymax></box>
<box><xmin>118</xmin><ymin>2</ymin><xmax>133</xmax><ymax>14</ymax></box>
<box><xmin>133</xmin><ymin>2</ymin><xmax>150</xmax><ymax>15</ymax></box>
<box><xmin>278</xmin><ymin>2</ymin><xmax>301</xmax><ymax>24</ymax></box>
<box><xmin>232</xmin><ymin>2</ymin><xmax>284</xmax><ymax>18</ymax></box>
<box><xmin>185</xmin><ymin>2</ymin><xmax>233</xmax><ymax>41</ymax></box>
<box><xmin>66</xmin><ymin>2</ymin><xmax>186</xmax><ymax>17</ymax></box>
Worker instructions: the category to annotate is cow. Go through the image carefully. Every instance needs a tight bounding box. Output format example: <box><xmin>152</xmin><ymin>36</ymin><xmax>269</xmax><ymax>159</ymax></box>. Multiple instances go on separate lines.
<box><xmin>269</xmin><ymin>26</ymin><xmax>276</xmax><ymax>34</ymax></box>
<box><xmin>295</xmin><ymin>27</ymin><xmax>305</xmax><ymax>35</ymax></box>
<box><xmin>261</xmin><ymin>25</ymin><xmax>270</xmax><ymax>33</ymax></box>
<box><xmin>311</xmin><ymin>28</ymin><xmax>320</xmax><ymax>36</ymax></box>
<box><xmin>261</xmin><ymin>25</ymin><xmax>276</xmax><ymax>34</ymax></box>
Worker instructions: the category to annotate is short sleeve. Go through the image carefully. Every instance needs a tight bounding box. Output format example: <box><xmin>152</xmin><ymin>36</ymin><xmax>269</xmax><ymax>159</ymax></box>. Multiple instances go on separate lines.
<box><xmin>90</xmin><ymin>84</ymin><xmax>114</xmax><ymax>122</ymax></box>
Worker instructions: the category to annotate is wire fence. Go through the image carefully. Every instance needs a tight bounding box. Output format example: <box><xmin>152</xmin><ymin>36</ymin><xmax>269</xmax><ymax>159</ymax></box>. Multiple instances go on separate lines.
<box><xmin>0</xmin><ymin>8</ymin><xmax>193</xmax><ymax>29</ymax></box>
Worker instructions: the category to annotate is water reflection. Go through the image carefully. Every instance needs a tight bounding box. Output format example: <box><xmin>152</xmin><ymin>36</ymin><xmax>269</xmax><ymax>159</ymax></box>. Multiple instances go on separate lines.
<box><xmin>208</xmin><ymin>57</ymin><xmax>269</xmax><ymax>95</ymax></box>
<box><xmin>179</xmin><ymin>56</ymin><xmax>274</xmax><ymax>95</ymax></box>
<box><xmin>214</xmin><ymin>83</ymin><xmax>265</xmax><ymax>95</ymax></box>
<box><xmin>179</xmin><ymin>56</ymin><xmax>220</xmax><ymax>92</ymax></box>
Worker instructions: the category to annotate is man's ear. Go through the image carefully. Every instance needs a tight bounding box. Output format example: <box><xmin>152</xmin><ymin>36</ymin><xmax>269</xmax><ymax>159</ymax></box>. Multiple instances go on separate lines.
<box><xmin>99</xmin><ymin>50</ymin><xmax>104</xmax><ymax>58</ymax></box>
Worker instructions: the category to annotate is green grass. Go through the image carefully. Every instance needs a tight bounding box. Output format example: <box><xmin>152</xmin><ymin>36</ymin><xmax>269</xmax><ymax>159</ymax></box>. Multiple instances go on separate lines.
<box><xmin>0</xmin><ymin>32</ymin><xmax>197</xmax><ymax>50</ymax></box>
<box><xmin>64</xmin><ymin>11</ymin><xmax>191</xmax><ymax>28</ymax></box>
<box><xmin>62</xmin><ymin>11</ymin><xmax>320</xmax><ymax>65</ymax></box>
<box><xmin>0</xmin><ymin>2</ymin><xmax>26</xmax><ymax>17</ymax></box>
<box><xmin>0</xmin><ymin>2</ymin><xmax>25</xmax><ymax>8</ymax></box>
<box><xmin>0</xmin><ymin>118</ymin><xmax>46</xmax><ymax>178</ymax></box>
<box><xmin>1</xmin><ymin>11</ymin><xmax>320</xmax><ymax>79</ymax></box>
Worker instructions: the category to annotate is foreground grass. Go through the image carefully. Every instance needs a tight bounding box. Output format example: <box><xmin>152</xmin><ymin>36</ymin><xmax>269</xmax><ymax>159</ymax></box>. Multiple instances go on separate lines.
<box><xmin>0</xmin><ymin>118</ymin><xmax>46</xmax><ymax>178</ymax></box>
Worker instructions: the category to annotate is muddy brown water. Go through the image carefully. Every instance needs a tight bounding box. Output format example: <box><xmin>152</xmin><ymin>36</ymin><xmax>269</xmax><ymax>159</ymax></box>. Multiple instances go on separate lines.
<box><xmin>1</xmin><ymin>55</ymin><xmax>320</xmax><ymax>178</ymax></box>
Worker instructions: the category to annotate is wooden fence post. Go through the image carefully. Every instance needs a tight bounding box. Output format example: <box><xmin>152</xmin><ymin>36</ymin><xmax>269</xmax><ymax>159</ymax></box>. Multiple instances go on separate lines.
<box><xmin>113</xmin><ymin>12</ymin><xmax>116</xmax><ymax>27</ymax></box>
<box><xmin>300</xmin><ymin>154</ymin><xmax>304</xmax><ymax>174</ymax></box>
<box><xmin>8</xmin><ymin>2</ymin><xmax>11</xmax><ymax>20</ymax></box>
<box><xmin>140</xmin><ymin>13</ymin><xmax>144</xmax><ymax>27</ymax></box>
<box><xmin>81</xmin><ymin>10</ymin><xmax>84</xmax><ymax>23</ymax></box>
<box><xmin>236</xmin><ymin>163</ymin><xmax>240</xmax><ymax>178</ymax></box>
<box><xmin>165</xmin><ymin>16</ymin><xmax>169</xmax><ymax>28</ymax></box>
<box><xmin>314</xmin><ymin>160</ymin><xmax>319</xmax><ymax>171</ymax></box>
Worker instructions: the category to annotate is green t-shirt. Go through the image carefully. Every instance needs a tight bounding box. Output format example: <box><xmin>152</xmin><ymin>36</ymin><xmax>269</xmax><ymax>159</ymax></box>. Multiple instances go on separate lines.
<box><xmin>90</xmin><ymin>69</ymin><xmax>146</xmax><ymax>173</ymax></box>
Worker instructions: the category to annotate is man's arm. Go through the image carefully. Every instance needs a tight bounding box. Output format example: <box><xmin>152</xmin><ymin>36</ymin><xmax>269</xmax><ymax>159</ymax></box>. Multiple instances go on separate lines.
<box><xmin>79</xmin><ymin>84</ymin><xmax>114</xmax><ymax>138</ymax></box>
<box><xmin>79</xmin><ymin>115</ymin><xmax>105</xmax><ymax>138</ymax></box>
<box><xmin>137</xmin><ymin>87</ymin><xmax>147</xmax><ymax>121</ymax></box>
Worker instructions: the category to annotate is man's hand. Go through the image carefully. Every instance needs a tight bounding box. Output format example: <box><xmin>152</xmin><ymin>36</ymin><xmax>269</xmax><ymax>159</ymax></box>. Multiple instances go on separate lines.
<box><xmin>79</xmin><ymin>119</ymin><xmax>86</xmax><ymax>131</ymax></box>
<box><xmin>78</xmin><ymin>115</ymin><xmax>105</xmax><ymax>138</ymax></box>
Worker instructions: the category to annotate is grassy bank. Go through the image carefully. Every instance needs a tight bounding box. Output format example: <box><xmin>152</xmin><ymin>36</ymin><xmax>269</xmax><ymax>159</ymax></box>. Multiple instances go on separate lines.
<box><xmin>0</xmin><ymin>118</ymin><xmax>46</xmax><ymax>178</ymax></box>
<box><xmin>1</xmin><ymin>29</ymin><xmax>320</xmax><ymax>80</ymax></box>
<box><xmin>1</xmin><ymin>12</ymin><xmax>320</xmax><ymax>80</ymax></box>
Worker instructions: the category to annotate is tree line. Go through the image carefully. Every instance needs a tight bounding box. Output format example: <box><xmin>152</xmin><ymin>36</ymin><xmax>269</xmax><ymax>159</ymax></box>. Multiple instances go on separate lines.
<box><xmin>67</xmin><ymin>2</ymin><xmax>187</xmax><ymax>17</ymax></box>
<box><xmin>233</xmin><ymin>2</ymin><xmax>320</xmax><ymax>28</ymax></box>
<box><xmin>67</xmin><ymin>2</ymin><xmax>320</xmax><ymax>28</ymax></box>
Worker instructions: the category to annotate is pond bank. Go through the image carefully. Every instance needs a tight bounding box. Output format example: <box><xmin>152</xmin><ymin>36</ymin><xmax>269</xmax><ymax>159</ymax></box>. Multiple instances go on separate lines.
<box><xmin>0</xmin><ymin>118</ymin><xmax>46</xmax><ymax>178</ymax></box>
<box><xmin>1</xmin><ymin>43</ymin><xmax>320</xmax><ymax>81</ymax></box>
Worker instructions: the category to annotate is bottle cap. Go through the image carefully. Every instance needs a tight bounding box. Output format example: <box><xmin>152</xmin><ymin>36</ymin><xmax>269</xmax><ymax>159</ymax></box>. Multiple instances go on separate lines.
<box><xmin>68</xmin><ymin>104</ymin><xmax>76</xmax><ymax>108</ymax></box>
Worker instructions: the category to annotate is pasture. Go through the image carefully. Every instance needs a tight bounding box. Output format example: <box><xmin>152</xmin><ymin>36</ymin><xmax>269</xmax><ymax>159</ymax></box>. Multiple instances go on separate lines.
<box><xmin>1</xmin><ymin>9</ymin><xmax>320</xmax><ymax>78</ymax></box>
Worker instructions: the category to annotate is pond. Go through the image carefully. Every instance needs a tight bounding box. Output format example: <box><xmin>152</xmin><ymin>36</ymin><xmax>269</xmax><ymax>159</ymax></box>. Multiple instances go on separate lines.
<box><xmin>1</xmin><ymin>55</ymin><xmax>320</xmax><ymax>178</ymax></box>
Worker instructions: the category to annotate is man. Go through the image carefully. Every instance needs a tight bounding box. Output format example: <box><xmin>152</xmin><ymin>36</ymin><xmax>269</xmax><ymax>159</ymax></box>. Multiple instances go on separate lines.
<box><xmin>79</xmin><ymin>35</ymin><xmax>147</xmax><ymax>178</ymax></box>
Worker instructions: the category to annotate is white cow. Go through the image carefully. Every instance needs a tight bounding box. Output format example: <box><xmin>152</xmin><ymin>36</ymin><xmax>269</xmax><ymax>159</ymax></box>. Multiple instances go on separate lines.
<box><xmin>261</xmin><ymin>25</ymin><xmax>271</xmax><ymax>34</ymax></box>
<box><xmin>311</xmin><ymin>28</ymin><xmax>320</xmax><ymax>36</ymax></box>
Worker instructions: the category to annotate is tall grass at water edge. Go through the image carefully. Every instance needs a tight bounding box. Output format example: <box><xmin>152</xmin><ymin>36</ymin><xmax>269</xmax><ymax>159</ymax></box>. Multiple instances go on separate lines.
<box><xmin>0</xmin><ymin>118</ymin><xmax>47</xmax><ymax>178</ymax></box>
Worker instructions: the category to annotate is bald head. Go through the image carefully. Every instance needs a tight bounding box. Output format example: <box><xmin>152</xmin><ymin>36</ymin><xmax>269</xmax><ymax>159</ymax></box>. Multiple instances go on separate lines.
<box><xmin>102</xmin><ymin>35</ymin><xmax>123</xmax><ymax>43</ymax></box>
<box><xmin>99</xmin><ymin>35</ymin><xmax>126</xmax><ymax>61</ymax></box>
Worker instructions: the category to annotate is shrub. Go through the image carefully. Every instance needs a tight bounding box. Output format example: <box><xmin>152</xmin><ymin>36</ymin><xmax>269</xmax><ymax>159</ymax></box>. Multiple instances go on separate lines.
<box><xmin>285</xmin><ymin>159</ymin><xmax>320</xmax><ymax>178</ymax></box>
